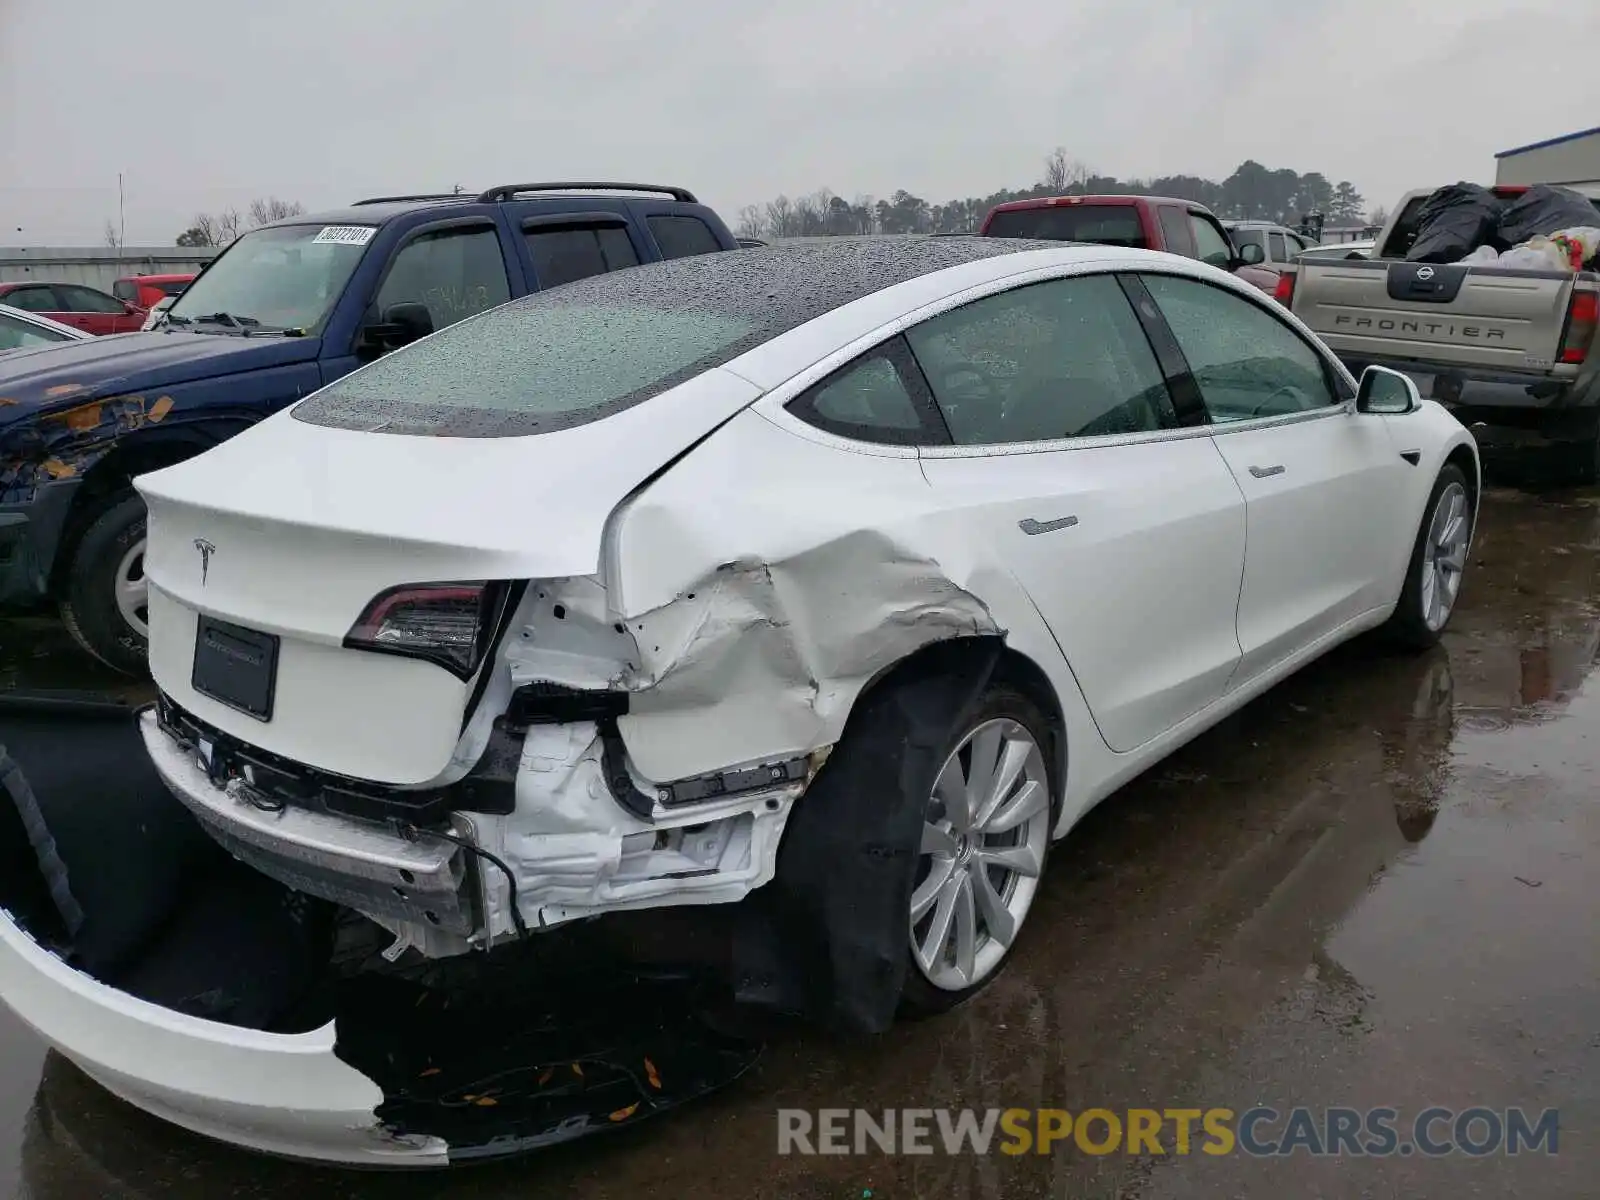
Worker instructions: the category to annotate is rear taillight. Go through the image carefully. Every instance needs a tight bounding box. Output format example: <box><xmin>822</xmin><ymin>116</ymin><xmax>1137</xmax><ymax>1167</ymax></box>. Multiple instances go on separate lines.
<box><xmin>1273</xmin><ymin>271</ymin><xmax>1295</xmax><ymax>307</ymax></box>
<box><xmin>344</xmin><ymin>581</ymin><xmax>508</xmax><ymax>679</ymax></box>
<box><xmin>1558</xmin><ymin>290</ymin><xmax>1598</xmax><ymax>365</ymax></box>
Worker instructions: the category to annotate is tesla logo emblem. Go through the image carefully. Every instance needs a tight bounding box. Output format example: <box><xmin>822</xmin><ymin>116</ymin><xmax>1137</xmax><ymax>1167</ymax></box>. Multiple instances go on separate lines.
<box><xmin>1417</xmin><ymin>266</ymin><xmax>1435</xmax><ymax>280</ymax></box>
<box><xmin>193</xmin><ymin>538</ymin><xmax>216</xmax><ymax>585</ymax></box>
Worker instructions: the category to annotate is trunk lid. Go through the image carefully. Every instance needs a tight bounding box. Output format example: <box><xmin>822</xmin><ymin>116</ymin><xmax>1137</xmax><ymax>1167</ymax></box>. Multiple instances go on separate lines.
<box><xmin>137</xmin><ymin>367</ymin><xmax>761</xmax><ymax>785</ymax></box>
<box><xmin>1291</xmin><ymin>258</ymin><xmax>1594</xmax><ymax>374</ymax></box>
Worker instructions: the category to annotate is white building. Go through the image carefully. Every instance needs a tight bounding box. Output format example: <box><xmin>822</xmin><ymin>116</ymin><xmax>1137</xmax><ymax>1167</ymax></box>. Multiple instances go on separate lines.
<box><xmin>1495</xmin><ymin>126</ymin><xmax>1600</xmax><ymax>190</ymax></box>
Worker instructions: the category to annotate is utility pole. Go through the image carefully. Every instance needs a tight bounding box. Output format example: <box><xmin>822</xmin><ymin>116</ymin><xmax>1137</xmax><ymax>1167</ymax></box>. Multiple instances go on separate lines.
<box><xmin>118</xmin><ymin>172</ymin><xmax>126</xmax><ymax>256</ymax></box>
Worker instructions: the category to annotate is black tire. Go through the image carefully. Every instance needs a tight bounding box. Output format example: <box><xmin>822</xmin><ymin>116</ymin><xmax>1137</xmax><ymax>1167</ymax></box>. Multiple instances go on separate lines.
<box><xmin>898</xmin><ymin>685</ymin><xmax>1056</xmax><ymax>1018</ymax></box>
<box><xmin>1379</xmin><ymin>464</ymin><xmax>1472</xmax><ymax>652</ymax></box>
<box><xmin>57</xmin><ymin>491</ymin><xmax>150</xmax><ymax>678</ymax></box>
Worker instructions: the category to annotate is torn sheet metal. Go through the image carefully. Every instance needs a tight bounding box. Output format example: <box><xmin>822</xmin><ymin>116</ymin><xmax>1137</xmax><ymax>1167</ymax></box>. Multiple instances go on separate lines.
<box><xmin>1</xmin><ymin>392</ymin><xmax>174</xmax><ymax>502</ymax></box>
<box><xmin>501</xmin><ymin>530</ymin><xmax>999</xmax><ymax>786</ymax></box>
<box><xmin>454</xmin><ymin>718</ymin><xmax>807</xmax><ymax>938</ymax></box>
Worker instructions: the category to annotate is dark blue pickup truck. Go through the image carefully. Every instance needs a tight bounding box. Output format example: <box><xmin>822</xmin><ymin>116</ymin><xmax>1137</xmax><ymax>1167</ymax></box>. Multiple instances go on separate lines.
<box><xmin>0</xmin><ymin>181</ymin><xmax>740</xmax><ymax>674</ymax></box>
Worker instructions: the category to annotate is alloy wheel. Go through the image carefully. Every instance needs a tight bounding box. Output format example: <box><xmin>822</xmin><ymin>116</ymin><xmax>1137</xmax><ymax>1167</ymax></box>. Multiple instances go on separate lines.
<box><xmin>113</xmin><ymin>536</ymin><xmax>150</xmax><ymax>639</ymax></box>
<box><xmin>1420</xmin><ymin>482</ymin><xmax>1469</xmax><ymax>631</ymax></box>
<box><xmin>910</xmin><ymin>717</ymin><xmax>1051</xmax><ymax>991</ymax></box>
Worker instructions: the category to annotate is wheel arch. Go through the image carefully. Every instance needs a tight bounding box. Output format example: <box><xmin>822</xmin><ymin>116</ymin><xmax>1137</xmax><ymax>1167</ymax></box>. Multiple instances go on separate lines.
<box><xmin>1443</xmin><ymin>440</ymin><xmax>1480</xmax><ymax>535</ymax></box>
<box><xmin>848</xmin><ymin>633</ymin><xmax>1069</xmax><ymax>825</ymax></box>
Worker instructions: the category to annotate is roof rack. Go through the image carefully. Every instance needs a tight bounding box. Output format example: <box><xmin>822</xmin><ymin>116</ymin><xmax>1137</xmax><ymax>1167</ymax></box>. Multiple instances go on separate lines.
<box><xmin>351</xmin><ymin>193</ymin><xmax>464</xmax><ymax>206</ymax></box>
<box><xmin>476</xmin><ymin>181</ymin><xmax>698</xmax><ymax>204</ymax></box>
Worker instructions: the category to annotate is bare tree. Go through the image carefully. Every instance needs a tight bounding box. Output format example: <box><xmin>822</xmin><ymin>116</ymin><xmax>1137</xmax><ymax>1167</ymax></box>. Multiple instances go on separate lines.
<box><xmin>248</xmin><ymin>196</ymin><xmax>307</xmax><ymax>227</ymax></box>
<box><xmin>102</xmin><ymin>219</ymin><xmax>122</xmax><ymax>249</ymax></box>
<box><xmin>764</xmin><ymin>195</ymin><xmax>797</xmax><ymax>239</ymax></box>
<box><xmin>1041</xmin><ymin>147</ymin><xmax>1090</xmax><ymax>194</ymax></box>
<box><xmin>736</xmin><ymin>205</ymin><xmax>766</xmax><ymax>239</ymax></box>
<box><xmin>180</xmin><ymin>207</ymin><xmax>243</xmax><ymax>247</ymax></box>
<box><xmin>1368</xmin><ymin>205</ymin><xmax>1389</xmax><ymax>227</ymax></box>
<box><xmin>792</xmin><ymin>190</ymin><xmax>832</xmax><ymax>237</ymax></box>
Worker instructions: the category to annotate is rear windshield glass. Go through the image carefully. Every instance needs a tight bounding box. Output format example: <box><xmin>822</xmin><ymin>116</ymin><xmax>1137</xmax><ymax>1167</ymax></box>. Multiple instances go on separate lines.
<box><xmin>295</xmin><ymin>301</ymin><xmax>758</xmax><ymax>436</ymax></box>
<box><xmin>985</xmin><ymin>206</ymin><xmax>1147</xmax><ymax>247</ymax></box>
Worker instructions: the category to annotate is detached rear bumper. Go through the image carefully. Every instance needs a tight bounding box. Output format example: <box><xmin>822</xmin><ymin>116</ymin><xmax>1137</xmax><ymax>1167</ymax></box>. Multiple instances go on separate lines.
<box><xmin>0</xmin><ymin>906</ymin><xmax>445</xmax><ymax>1166</ymax></box>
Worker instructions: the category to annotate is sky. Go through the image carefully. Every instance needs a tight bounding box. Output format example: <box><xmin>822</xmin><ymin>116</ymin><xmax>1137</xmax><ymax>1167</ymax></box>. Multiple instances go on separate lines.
<box><xmin>2</xmin><ymin>0</ymin><xmax>1598</xmax><ymax>247</ymax></box>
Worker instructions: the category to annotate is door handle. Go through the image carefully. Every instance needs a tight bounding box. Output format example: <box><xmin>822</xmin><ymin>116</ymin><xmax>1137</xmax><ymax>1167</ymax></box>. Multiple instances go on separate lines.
<box><xmin>1018</xmin><ymin>515</ymin><xmax>1078</xmax><ymax>536</ymax></box>
<box><xmin>1248</xmin><ymin>464</ymin><xmax>1285</xmax><ymax>478</ymax></box>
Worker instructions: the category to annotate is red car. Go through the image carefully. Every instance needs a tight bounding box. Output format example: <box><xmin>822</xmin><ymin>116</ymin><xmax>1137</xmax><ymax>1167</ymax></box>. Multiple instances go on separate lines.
<box><xmin>978</xmin><ymin>194</ymin><xmax>1283</xmax><ymax>296</ymax></box>
<box><xmin>0</xmin><ymin>281</ymin><xmax>146</xmax><ymax>336</ymax></box>
<box><xmin>113</xmin><ymin>272</ymin><xmax>196</xmax><ymax>311</ymax></box>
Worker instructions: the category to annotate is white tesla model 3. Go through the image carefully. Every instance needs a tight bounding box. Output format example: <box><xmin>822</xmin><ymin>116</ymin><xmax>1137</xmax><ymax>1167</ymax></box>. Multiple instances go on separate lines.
<box><xmin>0</xmin><ymin>237</ymin><xmax>1478</xmax><ymax>1165</ymax></box>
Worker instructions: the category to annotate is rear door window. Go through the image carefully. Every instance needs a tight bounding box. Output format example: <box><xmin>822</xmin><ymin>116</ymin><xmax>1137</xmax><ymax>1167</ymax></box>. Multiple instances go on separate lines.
<box><xmin>1268</xmin><ymin>232</ymin><xmax>1288</xmax><ymax>262</ymax></box>
<box><xmin>4</xmin><ymin>285</ymin><xmax>62</xmax><ymax>312</ymax></box>
<box><xmin>983</xmin><ymin>205</ymin><xmax>1147</xmax><ymax>247</ymax></box>
<box><xmin>905</xmin><ymin>273</ymin><xmax>1177</xmax><ymax>444</ymax></box>
<box><xmin>525</xmin><ymin>225</ymin><xmax>640</xmax><ymax>289</ymax></box>
<box><xmin>647</xmin><ymin>215</ymin><xmax>722</xmax><ymax>260</ymax></box>
<box><xmin>59</xmin><ymin>285</ymin><xmax>127</xmax><ymax>313</ymax></box>
<box><xmin>373</xmin><ymin>224</ymin><xmax>511</xmax><ymax>333</ymax></box>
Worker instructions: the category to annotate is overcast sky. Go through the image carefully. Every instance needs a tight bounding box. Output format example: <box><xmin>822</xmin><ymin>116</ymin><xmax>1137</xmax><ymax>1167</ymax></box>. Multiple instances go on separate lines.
<box><xmin>3</xmin><ymin>0</ymin><xmax>1597</xmax><ymax>246</ymax></box>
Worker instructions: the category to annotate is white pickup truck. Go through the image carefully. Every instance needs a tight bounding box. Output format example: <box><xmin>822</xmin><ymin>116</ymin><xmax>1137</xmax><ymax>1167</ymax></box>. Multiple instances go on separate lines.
<box><xmin>1278</xmin><ymin>184</ymin><xmax>1600</xmax><ymax>479</ymax></box>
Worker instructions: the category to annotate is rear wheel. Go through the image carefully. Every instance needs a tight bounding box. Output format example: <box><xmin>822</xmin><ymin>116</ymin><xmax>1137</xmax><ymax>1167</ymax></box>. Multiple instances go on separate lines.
<box><xmin>57</xmin><ymin>491</ymin><xmax>150</xmax><ymax>678</ymax></box>
<box><xmin>1380</xmin><ymin>464</ymin><xmax>1472</xmax><ymax>651</ymax></box>
<box><xmin>900</xmin><ymin>688</ymin><xmax>1055</xmax><ymax>1016</ymax></box>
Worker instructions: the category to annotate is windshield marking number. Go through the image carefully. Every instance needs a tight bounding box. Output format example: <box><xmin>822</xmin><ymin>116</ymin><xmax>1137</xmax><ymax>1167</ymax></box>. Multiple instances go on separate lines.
<box><xmin>312</xmin><ymin>226</ymin><xmax>377</xmax><ymax>247</ymax></box>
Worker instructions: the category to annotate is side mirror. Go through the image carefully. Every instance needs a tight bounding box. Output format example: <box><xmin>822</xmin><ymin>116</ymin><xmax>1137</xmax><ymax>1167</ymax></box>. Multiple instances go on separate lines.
<box><xmin>1236</xmin><ymin>241</ymin><xmax>1267</xmax><ymax>266</ymax></box>
<box><xmin>362</xmin><ymin>302</ymin><xmax>434</xmax><ymax>352</ymax></box>
<box><xmin>123</xmin><ymin>300</ymin><xmax>141</xmax><ymax>315</ymax></box>
<box><xmin>1357</xmin><ymin>365</ymin><xmax>1422</xmax><ymax>414</ymax></box>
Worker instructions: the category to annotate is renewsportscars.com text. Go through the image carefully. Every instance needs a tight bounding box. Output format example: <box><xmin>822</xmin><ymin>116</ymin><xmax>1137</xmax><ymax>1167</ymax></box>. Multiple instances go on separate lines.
<box><xmin>776</xmin><ymin>1106</ymin><xmax>1559</xmax><ymax>1158</ymax></box>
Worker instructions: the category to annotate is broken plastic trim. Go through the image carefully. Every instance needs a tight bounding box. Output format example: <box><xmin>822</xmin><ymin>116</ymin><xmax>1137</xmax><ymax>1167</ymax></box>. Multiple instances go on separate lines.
<box><xmin>657</xmin><ymin>756</ymin><xmax>811</xmax><ymax>808</ymax></box>
<box><xmin>505</xmin><ymin>680</ymin><xmax>630</xmax><ymax>726</ymax></box>
<box><xmin>156</xmin><ymin>693</ymin><xmax>515</xmax><ymax>824</ymax></box>
<box><xmin>598</xmin><ymin>716</ymin><xmax>655</xmax><ymax>821</ymax></box>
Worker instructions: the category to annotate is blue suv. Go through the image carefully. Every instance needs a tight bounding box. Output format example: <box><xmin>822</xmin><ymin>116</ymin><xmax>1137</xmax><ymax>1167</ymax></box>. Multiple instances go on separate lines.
<box><xmin>0</xmin><ymin>182</ymin><xmax>739</xmax><ymax>674</ymax></box>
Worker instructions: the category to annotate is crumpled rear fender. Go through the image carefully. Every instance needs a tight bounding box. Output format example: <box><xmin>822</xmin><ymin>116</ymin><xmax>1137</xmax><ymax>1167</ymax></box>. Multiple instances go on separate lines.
<box><xmin>586</xmin><ymin>407</ymin><xmax>1103</xmax><ymax>819</ymax></box>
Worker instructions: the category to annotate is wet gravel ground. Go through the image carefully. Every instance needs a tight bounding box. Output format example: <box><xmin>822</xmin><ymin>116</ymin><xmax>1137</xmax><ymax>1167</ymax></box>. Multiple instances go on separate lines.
<box><xmin>0</xmin><ymin>486</ymin><xmax>1596</xmax><ymax>1198</ymax></box>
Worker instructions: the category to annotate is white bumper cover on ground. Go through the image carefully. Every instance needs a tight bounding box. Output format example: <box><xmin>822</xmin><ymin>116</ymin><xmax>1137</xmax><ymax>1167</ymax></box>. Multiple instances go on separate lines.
<box><xmin>0</xmin><ymin>909</ymin><xmax>446</xmax><ymax>1165</ymax></box>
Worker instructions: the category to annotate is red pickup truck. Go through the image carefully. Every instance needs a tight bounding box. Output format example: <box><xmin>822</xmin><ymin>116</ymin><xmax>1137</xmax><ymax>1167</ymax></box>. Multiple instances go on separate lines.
<box><xmin>979</xmin><ymin>194</ymin><xmax>1281</xmax><ymax>295</ymax></box>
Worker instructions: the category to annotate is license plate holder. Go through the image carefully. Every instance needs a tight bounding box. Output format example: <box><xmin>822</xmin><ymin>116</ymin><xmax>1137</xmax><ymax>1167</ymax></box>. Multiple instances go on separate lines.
<box><xmin>191</xmin><ymin>615</ymin><xmax>279</xmax><ymax>721</ymax></box>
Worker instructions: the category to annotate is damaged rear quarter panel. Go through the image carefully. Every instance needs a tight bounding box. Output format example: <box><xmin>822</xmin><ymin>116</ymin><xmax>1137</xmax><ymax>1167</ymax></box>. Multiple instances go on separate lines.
<box><xmin>601</xmin><ymin>406</ymin><xmax>1091</xmax><ymax>789</ymax></box>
